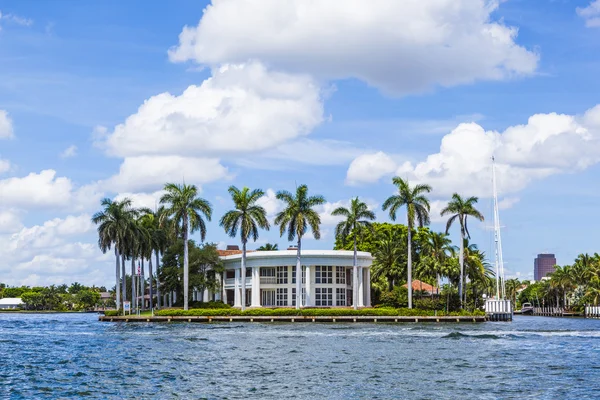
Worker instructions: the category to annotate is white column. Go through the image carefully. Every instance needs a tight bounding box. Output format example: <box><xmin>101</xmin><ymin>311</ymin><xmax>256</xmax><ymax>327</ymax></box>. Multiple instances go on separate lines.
<box><xmin>305</xmin><ymin>265</ymin><xmax>312</xmax><ymax>306</ymax></box>
<box><xmin>365</xmin><ymin>268</ymin><xmax>371</xmax><ymax>307</ymax></box>
<box><xmin>358</xmin><ymin>267</ymin><xmax>365</xmax><ymax>307</ymax></box>
<box><xmin>203</xmin><ymin>288</ymin><xmax>209</xmax><ymax>302</ymax></box>
<box><xmin>234</xmin><ymin>268</ymin><xmax>241</xmax><ymax>307</ymax></box>
<box><xmin>251</xmin><ymin>267</ymin><xmax>261</xmax><ymax>307</ymax></box>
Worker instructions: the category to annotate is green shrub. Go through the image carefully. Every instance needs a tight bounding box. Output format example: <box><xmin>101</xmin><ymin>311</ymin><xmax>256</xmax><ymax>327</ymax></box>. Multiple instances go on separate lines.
<box><xmin>379</xmin><ymin>286</ymin><xmax>408</xmax><ymax>308</ymax></box>
<box><xmin>188</xmin><ymin>301</ymin><xmax>231</xmax><ymax>309</ymax></box>
<box><xmin>414</xmin><ymin>298</ymin><xmax>443</xmax><ymax>311</ymax></box>
<box><xmin>104</xmin><ymin>310</ymin><xmax>121</xmax><ymax>316</ymax></box>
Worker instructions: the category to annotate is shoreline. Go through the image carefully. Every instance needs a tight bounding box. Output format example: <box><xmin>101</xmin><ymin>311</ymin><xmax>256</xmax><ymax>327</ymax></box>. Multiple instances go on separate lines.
<box><xmin>99</xmin><ymin>315</ymin><xmax>486</xmax><ymax>323</ymax></box>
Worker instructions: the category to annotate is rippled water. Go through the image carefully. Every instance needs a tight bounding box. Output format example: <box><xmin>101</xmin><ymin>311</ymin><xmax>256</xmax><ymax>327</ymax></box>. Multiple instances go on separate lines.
<box><xmin>1</xmin><ymin>313</ymin><xmax>599</xmax><ymax>399</ymax></box>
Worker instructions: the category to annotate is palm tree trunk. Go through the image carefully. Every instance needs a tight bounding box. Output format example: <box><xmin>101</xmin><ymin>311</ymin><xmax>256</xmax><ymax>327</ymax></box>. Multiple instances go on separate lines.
<box><xmin>353</xmin><ymin>235</ymin><xmax>358</xmax><ymax>310</ymax></box>
<box><xmin>141</xmin><ymin>258</ymin><xmax>145</xmax><ymax>310</ymax></box>
<box><xmin>149</xmin><ymin>256</ymin><xmax>153</xmax><ymax>310</ymax></box>
<box><xmin>155</xmin><ymin>250</ymin><xmax>161</xmax><ymax>309</ymax></box>
<box><xmin>296</xmin><ymin>237</ymin><xmax>302</xmax><ymax>310</ymax></box>
<box><xmin>131</xmin><ymin>257</ymin><xmax>135</xmax><ymax>311</ymax></box>
<box><xmin>459</xmin><ymin>229</ymin><xmax>464</xmax><ymax>309</ymax></box>
<box><xmin>183</xmin><ymin>213</ymin><xmax>189</xmax><ymax>311</ymax></box>
<box><xmin>241</xmin><ymin>241</ymin><xmax>247</xmax><ymax>311</ymax></box>
<box><xmin>115</xmin><ymin>248</ymin><xmax>121</xmax><ymax>311</ymax></box>
<box><xmin>407</xmin><ymin>223</ymin><xmax>413</xmax><ymax>309</ymax></box>
<box><xmin>121</xmin><ymin>255</ymin><xmax>126</xmax><ymax>307</ymax></box>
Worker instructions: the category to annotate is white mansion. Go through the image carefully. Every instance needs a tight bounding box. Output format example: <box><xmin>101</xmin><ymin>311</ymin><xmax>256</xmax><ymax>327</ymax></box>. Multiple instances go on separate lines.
<box><xmin>200</xmin><ymin>247</ymin><xmax>373</xmax><ymax>308</ymax></box>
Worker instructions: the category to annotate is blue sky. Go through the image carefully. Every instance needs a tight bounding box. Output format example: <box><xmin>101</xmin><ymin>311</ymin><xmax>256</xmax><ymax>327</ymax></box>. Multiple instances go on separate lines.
<box><xmin>1</xmin><ymin>0</ymin><xmax>600</xmax><ymax>286</ymax></box>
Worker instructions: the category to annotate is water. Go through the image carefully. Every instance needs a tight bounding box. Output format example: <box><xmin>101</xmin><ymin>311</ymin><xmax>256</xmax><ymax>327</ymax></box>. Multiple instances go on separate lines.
<box><xmin>1</xmin><ymin>314</ymin><xmax>599</xmax><ymax>399</ymax></box>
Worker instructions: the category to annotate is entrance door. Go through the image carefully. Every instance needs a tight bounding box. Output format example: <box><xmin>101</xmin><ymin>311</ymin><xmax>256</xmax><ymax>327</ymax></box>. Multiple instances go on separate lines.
<box><xmin>261</xmin><ymin>289</ymin><xmax>276</xmax><ymax>307</ymax></box>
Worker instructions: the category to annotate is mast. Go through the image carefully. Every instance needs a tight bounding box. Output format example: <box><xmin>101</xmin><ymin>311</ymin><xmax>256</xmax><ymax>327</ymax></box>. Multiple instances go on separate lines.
<box><xmin>492</xmin><ymin>156</ymin><xmax>506</xmax><ymax>300</ymax></box>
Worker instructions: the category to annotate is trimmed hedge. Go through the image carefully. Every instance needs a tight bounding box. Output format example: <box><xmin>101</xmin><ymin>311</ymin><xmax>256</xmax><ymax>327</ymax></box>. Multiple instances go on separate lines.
<box><xmin>153</xmin><ymin>307</ymin><xmax>485</xmax><ymax>317</ymax></box>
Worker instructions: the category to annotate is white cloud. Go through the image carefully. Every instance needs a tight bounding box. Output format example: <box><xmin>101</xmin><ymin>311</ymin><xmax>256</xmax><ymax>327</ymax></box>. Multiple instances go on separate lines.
<box><xmin>169</xmin><ymin>0</ymin><xmax>538</xmax><ymax>95</ymax></box>
<box><xmin>346</xmin><ymin>105</ymin><xmax>600</xmax><ymax>198</ymax></box>
<box><xmin>99</xmin><ymin>61</ymin><xmax>323</xmax><ymax>158</ymax></box>
<box><xmin>498</xmin><ymin>197</ymin><xmax>520</xmax><ymax>210</ymax></box>
<box><xmin>0</xmin><ymin>10</ymin><xmax>33</xmax><ymax>29</ymax></box>
<box><xmin>0</xmin><ymin>209</ymin><xmax>23</xmax><ymax>234</ymax></box>
<box><xmin>0</xmin><ymin>170</ymin><xmax>73</xmax><ymax>208</ymax></box>
<box><xmin>60</xmin><ymin>145</ymin><xmax>77</xmax><ymax>159</ymax></box>
<box><xmin>0</xmin><ymin>170</ymin><xmax>103</xmax><ymax>212</ymax></box>
<box><xmin>0</xmin><ymin>158</ymin><xmax>10</xmax><ymax>174</ymax></box>
<box><xmin>114</xmin><ymin>190</ymin><xmax>165</xmax><ymax>211</ymax></box>
<box><xmin>0</xmin><ymin>110</ymin><xmax>14</xmax><ymax>139</ymax></box>
<box><xmin>0</xmin><ymin>214</ymin><xmax>111</xmax><ymax>287</ymax></box>
<box><xmin>577</xmin><ymin>0</ymin><xmax>600</xmax><ymax>28</ymax></box>
<box><xmin>346</xmin><ymin>151</ymin><xmax>398</xmax><ymax>185</ymax></box>
<box><xmin>104</xmin><ymin>156</ymin><xmax>230</xmax><ymax>193</ymax></box>
<box><xmin>256</xmin><ymin>188</ymin><xmax>284</xmax><ymax>222</ymax></box>
<box><xmin>316</xmin><ymin>198</ymin><xmax>379</xmax><ymax>226</ymax></box>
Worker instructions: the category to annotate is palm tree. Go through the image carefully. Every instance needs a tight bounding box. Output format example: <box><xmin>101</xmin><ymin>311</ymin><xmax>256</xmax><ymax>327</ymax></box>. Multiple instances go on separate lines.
<box><xmin>332</xmin><ymin>197</ymin><xmax>376</xmax><ymax>309</ymax></box>
<box><xmin>382</xmin><ymin>177</ymin><xmax>431</xmax><ymax>309</ymax></box>
<box><xmin>257</xmin><ymin>243</ymin><xmax>279</xmax><ymax>251</ymax></box>
<box><xmin>275</xmin><ymin>184</ymin><xmax>325</xmax><ymax>309</ymax></box>
<box><xmin>421</xmin><ymin>231</ymin><xmax>452</xmax><ymax>295</ymax></box>
<box><xmin>160</xmin><ymin>183</ymin><xmax>212</xmax><ymax>311</ymax></box>
<box><xmin>371</xmin><ymin>230</ymin><xmax>405</xmax><ymax>292</ymax></box>
<box><xmin>441</xmin><ymin>193</ymin><xmax>484</xmax><ymax>308</ymax></box>
<box><xmin>220</xmin><ymin>186</ymin><xmax>270</xmax><ymax>310</ymax></box>
<box><xmin>139</xmin><ymin>210</ymin><xmax>167</xmax><ymax>310</ymax></box>
<box><xmin>92</xmin><ymin>198</ymin><xmax>136</xmax><ymax>311</ymax></box>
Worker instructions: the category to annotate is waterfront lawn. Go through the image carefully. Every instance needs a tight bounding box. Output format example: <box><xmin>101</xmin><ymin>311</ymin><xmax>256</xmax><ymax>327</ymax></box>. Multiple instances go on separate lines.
<box><xmin>103</xmin><ymin>308</ymin><xmax>484</xmax><ymax>317</ymax></box>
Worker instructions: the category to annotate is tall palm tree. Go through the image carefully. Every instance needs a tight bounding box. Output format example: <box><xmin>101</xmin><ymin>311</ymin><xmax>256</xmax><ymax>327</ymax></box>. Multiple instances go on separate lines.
<box><xmin>382</xmin><ymin>177</ymin><xmax>431</xmax><ymax>309</ymax></box>
<box><xmin>139</xmin><ymin>210</ymin><xmax>166</xmax><ymax>310</ymax></box>
<box><xmin>220</xmin><ymin>186</ymin><xmax>270</xmax><ymax>310</ymax></box>
<box><xmin>332</xmin><ymin>197</ymin><xmax>376</xmax><ymax>309</ymax></box>
<box><xmin>441</xmin><ymin>193</ymin><xmax>484</xmax><ymax>308</ymax></box>
<box><xmin>257</xmin><ymin>243</ymin><xmax>279</xmax><ymax>251</ymax></box>
<box><xmin>275</xmin><ymin>184</ymin><xmax>325</xmax><ymax>309</ymax></box>
<box><xmin>92</xmin><ymin>198</ymin><xmax>136</xmax><ymax>311</ymax></box>
<box><xmin>160</xmin><ymin>183</ymin><xmax>212</xmax><ymax>311</ymax></box>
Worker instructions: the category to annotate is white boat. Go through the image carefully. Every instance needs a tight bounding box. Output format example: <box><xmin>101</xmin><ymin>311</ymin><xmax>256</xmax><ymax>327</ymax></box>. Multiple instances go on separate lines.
<box><xmin>519</xmin><ymin>302</ymin><xmax>534</xmax><ymax>314</ymax></box>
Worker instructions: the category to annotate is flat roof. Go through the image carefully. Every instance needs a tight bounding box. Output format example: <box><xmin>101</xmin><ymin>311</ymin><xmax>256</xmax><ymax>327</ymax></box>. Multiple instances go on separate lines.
<box><xmin>219</xmin><ymin>249</ymin><xmax>372</xmax><ymax>261</ymax></box>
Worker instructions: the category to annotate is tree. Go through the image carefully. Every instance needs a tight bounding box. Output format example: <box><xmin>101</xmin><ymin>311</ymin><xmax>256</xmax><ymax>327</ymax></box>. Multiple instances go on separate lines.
<box><xmin>257</xmin><ymin>243</ymin><xmax>279</xmax><ymax>251</ymax></box>
<box><xmin>441</xmin><ymin>193</ymin><xmax>484</xmax><ymax>308</ymax></box>
<box><xmin>332</xmin><ymin>197</ymin><xmax>376</xmax><ymax>309</ymax></box>
<box><xmin>419</xmin><ymin>231</ymin><xmax>452</xmax><ymax>295</ymax></box>
<box><xmin>76</xmin><ymin>290</ymin><xmax>101</xmax><ymax>310</ymax></box>
<box><xmin>160</xmin><ymin>183</ymin><xmax>212</xmax><ymax>311</ymax></box>
<box><xmin>92</xmin><ymin>198</ymin><xmax>137</xmax><ymax>310</ymax></box>
<box><xmin>275</xmin><ymin>184</ymin><xmax>325</xmax><ymax>309</ymax></box>
<box><xmin>370</xmin><ymin>230</ymin><xmax>405</xmax><ymax>292</ymax></box>
<box><xmin>220</xmin><ymin>186</ymin><xmax>270</xmax><ymax>310</ymax></box>
<box><xmin>382</xmin><ymin>177</ymin><xmax>432</xmax><ymax>309</ymax></box>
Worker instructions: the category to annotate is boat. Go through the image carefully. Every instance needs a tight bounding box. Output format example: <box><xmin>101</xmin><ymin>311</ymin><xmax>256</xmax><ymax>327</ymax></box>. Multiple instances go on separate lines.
<box><xmin>519</xmin><ymin>302</ymin><xmax>534</xmax><ymax>314</ymax></box>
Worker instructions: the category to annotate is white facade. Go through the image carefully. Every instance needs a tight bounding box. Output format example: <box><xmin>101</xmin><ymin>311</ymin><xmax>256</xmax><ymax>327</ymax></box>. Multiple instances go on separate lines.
<box><xmin>0</xmin><ymin>298</ymin><xmax>24</xmax><ymax>309</ymax></box>
<box><xmin>218</xmin><ymin>250</ymin><xmax>372</xmax><ymax>308</ymax></box>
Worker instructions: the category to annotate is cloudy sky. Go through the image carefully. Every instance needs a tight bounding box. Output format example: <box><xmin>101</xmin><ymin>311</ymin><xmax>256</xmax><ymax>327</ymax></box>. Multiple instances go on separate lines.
<box><xmin>1</xmin><ymin>0</ymin><xmax>600</xmax><ymax>286</ymax></box>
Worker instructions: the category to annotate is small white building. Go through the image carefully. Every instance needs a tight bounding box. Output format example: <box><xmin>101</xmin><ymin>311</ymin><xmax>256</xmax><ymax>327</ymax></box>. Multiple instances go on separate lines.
<box><xmin>209</xmin><ymin>249</ymin><xmax>373</xmax><ymax>308</ymax></box>
<box><xmin>0</xmin><ymin>298</ymin><xmax>24</xmax><ymax>309</ymax></box>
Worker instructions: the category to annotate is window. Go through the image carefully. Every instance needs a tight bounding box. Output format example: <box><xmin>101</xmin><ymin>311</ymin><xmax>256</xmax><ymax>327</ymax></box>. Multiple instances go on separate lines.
<box><xmin>291</xmin><ymin>288</ymin><xmax>306</xmax><ymax>306</ymax></box>
<box><xmin>226</xmin><ymin>270</ymin><xmax>235</xmax><ymax>279</ymax></box>
<box><xmin>336</xmin><ymin>288</ymin><xmax>346</xmax><ymax>306</ymax></box>
<box><xmin>315</xmin><ymin>266</ymin><xmax>333</xmax><ymax>284</ymax></box>
<box><xmin>276</xmin><ymin>288</ymin><xmax>288</xmax><ymax>306</ymax></box>
<box><xmin>277</xmin><ymin>266</ymin><xmax>288</xmax><ymax>284</ymax></box>
<box><xmin>336</xmin><ymin>267</ymin><xmax>346</xmax><ymax>284</ymax></box>
<box><xmin>261</xmin><ymin>290</ymin><xmax>275</xmax><ymax>306</ymax></box>
<box><xmin>315</xmin><ymin>288</ymin><xmax>333</xmax><ymax>306</ymax></box>
<box><xmin>260</xmin><ymin>267</ymin><xmax>275</xmax><ymax>277</ymax></box>
<box><xmin>291</xmin><ymin>266</ymin><xmax>306</xmax><ymax>284</ymax></box>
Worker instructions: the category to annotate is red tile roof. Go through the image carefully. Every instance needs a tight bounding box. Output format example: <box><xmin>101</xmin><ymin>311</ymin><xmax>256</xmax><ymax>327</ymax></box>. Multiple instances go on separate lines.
<box><xmin>217</xmin><ymin>249</ymin><xmax>256</xmax><ymax>257</ymax></box>
<box><xmin>403</xmin><ymin>279</ymin><xmax>439</xmax><ymax>293</ymax></box>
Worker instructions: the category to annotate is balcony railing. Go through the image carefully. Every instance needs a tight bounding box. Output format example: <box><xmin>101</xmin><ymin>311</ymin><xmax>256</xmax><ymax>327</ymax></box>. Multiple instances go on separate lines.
<box><xmin>260</xmin><ymin>277</ymin><xmax>277</xmax><ymax>284</ymax></box>
<box><xmin>225</xmin><ymin>278</ymin><xmax>234</xmax><ymax>285</ymax></box>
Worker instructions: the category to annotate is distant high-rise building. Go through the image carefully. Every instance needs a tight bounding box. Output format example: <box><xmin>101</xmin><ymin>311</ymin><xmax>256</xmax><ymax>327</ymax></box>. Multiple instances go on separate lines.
<box><xmin>534</xmin><ymin>254</ymin><xmax>557</xmax><ymax>281</ymax></box>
